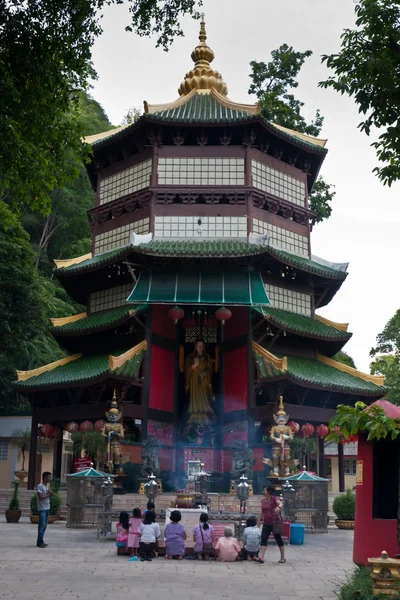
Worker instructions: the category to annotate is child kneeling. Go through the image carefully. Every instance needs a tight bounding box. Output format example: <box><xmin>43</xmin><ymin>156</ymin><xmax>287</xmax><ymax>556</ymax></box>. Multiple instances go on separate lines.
<box><xmin>138</xmin><ymin>510</ymin><xmax>160</xmax><ymax>562</ymax></box>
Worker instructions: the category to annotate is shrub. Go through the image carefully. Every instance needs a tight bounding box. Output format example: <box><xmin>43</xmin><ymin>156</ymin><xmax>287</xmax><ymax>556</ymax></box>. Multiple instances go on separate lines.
<box><xmin>8</xmin><ymin>480</ymin><xmax>21</xmax><ymax>511</ymax></box>
<box><xmin>337</xmin><ymin>565</ymin><xmax>389</xmax><ymax>600</ymax></box>
<box><xmin>30</xmin><ymin>493</ymin><xmax>38</xmax><ymax>515</ymax></box>
<box><xmin>50</xmin><ymin>492</ymin><xmax>62</xmax><ymax>516</ymax></box>
<box><xmin>333</xmin><ymin>489</ymin><xmax>355</xmax><ymax>520</ymax></box>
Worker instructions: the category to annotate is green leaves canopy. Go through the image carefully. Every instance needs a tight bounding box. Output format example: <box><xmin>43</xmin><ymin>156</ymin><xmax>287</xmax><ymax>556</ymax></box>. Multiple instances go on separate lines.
<box><xmin>249</xmin><ymin>44</ymin><xmax>334</xmax><ymax>224</ymax></box>
<box><xmin>328</xmin><ymin>402</ymin><xmax>400</xmax><ymax>442</ymax></box>
<box><xmin>249</xmin><ymin>44</ymin><xmax>323</xmax><ymax>137</ymax></box>
<box><xmin>320</xmin><ymin>0</ymin><xmax>400</xmax><ymax>186</ymax></box>
<box><xmin>369</xmin><ymin>308</ymin><xmax>400</xmax><ymax>401</ymax></box>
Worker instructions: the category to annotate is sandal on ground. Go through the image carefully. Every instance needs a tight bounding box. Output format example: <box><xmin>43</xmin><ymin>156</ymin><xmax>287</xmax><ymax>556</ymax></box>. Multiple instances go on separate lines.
<box><xmin>253</xmin><ymin>557</ymin><xmax>264</xmax><ymax>563</ymax></box>
<box><xmin>278</xmin><ymin>558</ymin><xmax>286</xmax><ymax>563</ymax></box>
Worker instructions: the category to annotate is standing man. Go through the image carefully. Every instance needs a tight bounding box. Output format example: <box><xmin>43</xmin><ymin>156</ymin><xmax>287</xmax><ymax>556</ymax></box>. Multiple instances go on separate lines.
<box><xmin>36</xmin><ymin>471</ymin><xmax>53</xmax><ymax>548</ymax></box>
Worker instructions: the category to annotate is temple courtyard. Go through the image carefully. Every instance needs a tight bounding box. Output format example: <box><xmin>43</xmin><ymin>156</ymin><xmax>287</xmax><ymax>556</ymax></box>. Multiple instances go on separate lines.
<box><xmin>0</xmin><ymin>518</ymin><xmax>353</xmax><ymax>600</ymax></box>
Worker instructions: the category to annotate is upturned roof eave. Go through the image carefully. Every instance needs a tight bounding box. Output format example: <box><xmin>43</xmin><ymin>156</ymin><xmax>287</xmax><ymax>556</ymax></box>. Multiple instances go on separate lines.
<box><xmin>87</xmin><ymin>112</ymin><xmax>327</xmax><ymax>159</ymax></box>
<box><xmin>55</xmin><ymin>242</ymin><xmax>348</xmax><ymax>281</ymax></box>
<box><xmin>255</xmin><ymin>371</ymin><xmax>386</xmax><ymax>398</ymax></box>
<box><xmin>51</xmin><ymin>306</ymin><xmax>146</xmax><ymax>337</ymax></box>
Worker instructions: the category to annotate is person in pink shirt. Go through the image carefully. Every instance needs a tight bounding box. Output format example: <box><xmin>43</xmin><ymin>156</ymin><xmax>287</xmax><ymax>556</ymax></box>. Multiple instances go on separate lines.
<box><xmin>215</xmin><ymin>527</ymin><xmax>241</xmax><ymax>562</ymax></box>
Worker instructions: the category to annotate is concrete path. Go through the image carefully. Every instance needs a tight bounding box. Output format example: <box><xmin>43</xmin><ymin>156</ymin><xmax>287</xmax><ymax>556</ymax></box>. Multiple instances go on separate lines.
<box><xmin>0</xmin><ymin>516</ymin><xmax>354</xmax><ymax>600</ymax></box>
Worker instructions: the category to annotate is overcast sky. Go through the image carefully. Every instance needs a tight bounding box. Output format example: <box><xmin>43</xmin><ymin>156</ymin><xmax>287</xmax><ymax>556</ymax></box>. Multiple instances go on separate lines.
<box><xmin>90</xmin><ymin>0</ymin><xmax>400</xmax><ymax>373</ymax></box>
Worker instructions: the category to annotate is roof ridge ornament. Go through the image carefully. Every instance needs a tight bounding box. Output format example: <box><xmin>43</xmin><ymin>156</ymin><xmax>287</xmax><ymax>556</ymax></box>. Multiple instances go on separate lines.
<box><xmin>178</xmin><ymin>15</ymin><xmax>228</xmax><ymax>97</ymax></box>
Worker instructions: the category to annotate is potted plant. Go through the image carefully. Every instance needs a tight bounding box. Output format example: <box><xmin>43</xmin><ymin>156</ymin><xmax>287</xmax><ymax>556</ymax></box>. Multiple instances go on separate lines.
<box><xmin>332</xmin><ymin>489</ymin><xmax>355</xmax><ymax>529</ymax></box>
<box><xmin>5</xmin><ymin>480</ymin><xmax>22</xmax><ymax>523</ymax></box>
<box><xmin>13</xmin><ymin>428</ymin><xmax>31</xmax><ymax>484</ymax></box>
<box><xmin>30</xmin><ymin>493</ymin><xmax>39</xmax><ymax>523</ymax></box>
<box><xmin>50</xmin><ymin>478</ymin><xmax>62</xmax><ymax>522</ymax></box>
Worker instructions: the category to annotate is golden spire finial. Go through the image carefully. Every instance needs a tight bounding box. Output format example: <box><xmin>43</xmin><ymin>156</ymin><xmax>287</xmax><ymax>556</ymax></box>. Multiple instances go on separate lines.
<box><xmin>178</xmin><ymin>16</ymin><xmax>228</xmax><ymax>96</ymax></box>
<box><xmin>199</xmin><ymin>13</ymin><xmax>207</xmax><ymax>43</ymax></box>
<box><xmin>276</xmin><ymin>395</ymin><xmax>286</xmax><ymax>416</ymax></box>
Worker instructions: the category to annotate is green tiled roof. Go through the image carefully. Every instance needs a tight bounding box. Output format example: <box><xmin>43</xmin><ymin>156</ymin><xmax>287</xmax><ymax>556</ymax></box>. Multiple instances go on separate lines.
<box><xmin>254</xmin><ymin>351</ymin><xmax>385</xmax><ymax>397</ymax></box>
<box><xmin>267</xmin><ymin>247</ymin><xmax>347</xmax><ymax>280</ymax></box>
<box><xmin>90</xmin><ymin>95</ymin><xmax>327</xmax><ymax>155</ymax></box>
<box><xmin>55</xmin><ymin>246</ymin><xmax>131</xmax><ymax>276</ymax></box>
<box><xmin>52</xmin><ymin>305</ymin><xmax>146</xmax><ymax>336</ymax></box>
<box><xmin>150</xmin><ymin>94</ymin><xmax>255</xmax><ymax>124</ymax></box>
<box><xmin>15</xmin><ymin>348</ymin><xmax>145</xmax><ymax>391</ymax></box>
<box><xmin>55</xmin><ymin>241</ymin><xmax>347</xmax><ymax>281</ymax></box>
<box><xmin>136</xmin><ymin>240</ymin><xmax>270</xmax><ymax>258</ymax></box>
<box><xmin>254</xmin><ymin>307</ymin><xmax>351</xmax><ymax>341</ymax></box>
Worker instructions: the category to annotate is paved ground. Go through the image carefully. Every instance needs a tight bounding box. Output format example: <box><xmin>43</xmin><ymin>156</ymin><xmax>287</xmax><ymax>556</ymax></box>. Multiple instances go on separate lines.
<box><xmin>0</xmin><ymin>516</ymin><xmax>354</xmax><ymax>600</ymax></box>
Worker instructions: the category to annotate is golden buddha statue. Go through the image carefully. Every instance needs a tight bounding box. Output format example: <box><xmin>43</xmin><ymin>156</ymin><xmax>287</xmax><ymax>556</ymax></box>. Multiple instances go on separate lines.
<box><xmin>263</xmin><ymin>396</ymin><xmax>293</xmax><ymax>477</ymax></box>
<box><xmin>101</xmin><ymin>391</ymin><xmax>124</xmax><ymax>473</ymax></box>
<box><xmin>185</xmin><ymin>338</ymin><xmax>215</xmax><ymax>426</ymax></box>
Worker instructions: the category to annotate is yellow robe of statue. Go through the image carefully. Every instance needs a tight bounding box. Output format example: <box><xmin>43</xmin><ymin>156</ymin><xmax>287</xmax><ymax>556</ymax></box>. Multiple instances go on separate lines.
<box><xmin>185</xmin><ymin>353</ymin><xmax>215</xmax><ymax>426</ymax></box>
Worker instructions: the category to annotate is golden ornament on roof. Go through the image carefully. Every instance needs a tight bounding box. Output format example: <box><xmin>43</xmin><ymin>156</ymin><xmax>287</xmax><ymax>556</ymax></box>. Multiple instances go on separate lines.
<box><xmin>178</xmin><ymin>15</ymin><xmax>228</xmax><ymax>97</ymax></box>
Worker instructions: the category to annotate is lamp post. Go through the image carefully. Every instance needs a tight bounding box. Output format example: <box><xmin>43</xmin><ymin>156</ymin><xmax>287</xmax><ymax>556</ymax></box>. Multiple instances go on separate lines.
<box><xmin>236</xmin><ymin>474</ymin><xmax>250</xmax><ymax>514</ymax></box>
<box><xmin>281</xmin><ymin>480</ymin><xmax>295</xmax><ymax>521</ymax></box>
<box><xmin>144</xmin><ymin>473</ymin><xmax>159</xmax><ymax>509</ymax></box>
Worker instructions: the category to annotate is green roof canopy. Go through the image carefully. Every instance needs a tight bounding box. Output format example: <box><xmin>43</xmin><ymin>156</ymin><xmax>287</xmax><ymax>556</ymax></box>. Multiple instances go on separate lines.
<box><xmin>127</xmin><ymin>270</ymin><xmax>270</xmax><ymax>306</ymax></box>
<box><xmin>254</xmin><ymin>350</ymin><xmax>386</xmax><ymax>397</ymax></box>
<box><xmin>282</xmin><ymin>471</ymin><xmax>329</xmax><ymax>482</ymax></box>
<box><xmin>68</xmin><ymin>468</ymin><xmax>113</xmax><ymax>478</ymax></box>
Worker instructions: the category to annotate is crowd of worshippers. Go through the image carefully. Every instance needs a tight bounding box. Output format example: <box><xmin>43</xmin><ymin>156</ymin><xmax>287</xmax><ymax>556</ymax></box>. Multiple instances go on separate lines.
<box><xmin>116</xmin><ymin>499</ymin><xmax>285</xmax><ymax>564</ymax></box>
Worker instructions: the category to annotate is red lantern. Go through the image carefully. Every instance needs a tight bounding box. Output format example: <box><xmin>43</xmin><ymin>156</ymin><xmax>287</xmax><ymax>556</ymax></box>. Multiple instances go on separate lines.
<box><xmin>316</xmin><ymin>424</ymin><xmax>329</xmax><ymax>438</ymax></box>
<box><xmin>80</xmin><ymin>420</ymin><xmax>93</xmax><ymax>433</ymax></box>
<box><xmin>51</xmin><ymin>425</ymin><xmax>63</xmax><ymax>441</ymax></box>
<box><xmin>215</xmin><ymin>306</ymin><xmax>232</xmax><ymax>325</ymax></box>
<box><xmin>168</xmin><ymin>305</ymin><xmax>184</xmax><ymax>324</ymax></box>
<box><xmin>94</xmin><ymin>419</ymin><xmax>105</xmax><ymax>431</ymax></box>
<box><xmin>288</xmin><ymin>421</ymin><xmax>300</xmax><ymax>434</ymax></box>
<box><xmin>66</xmin><ymin>421</ymin><xmax>79</xmax><ymax>433</ymax></box>
<box><xmin>40</xmin><ymin>423</ymin><xmax>53</xmax><ymax>439</ymax></box>
<box><xmin>301</xmin><ymin>423</ymin><xmax>315</xmax><ymax>438</ymax></box>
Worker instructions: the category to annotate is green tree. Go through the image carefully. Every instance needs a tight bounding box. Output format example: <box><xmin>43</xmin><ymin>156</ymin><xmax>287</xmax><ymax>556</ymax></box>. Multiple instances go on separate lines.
<box><xmin>249</xmin><ymin>45</ymin><xmax>335</xmax><ymax>224</ymax></box>
<box><xmin>1</xmin><ymin>1</ymin><xmax>202</xmax><ymax>216</ymax></box>
<box><xmin>249</xmin><ymin>45</ymin><xmax>323</xmax><ymax>136</ymax></box>
<box><xmin>121</xmin><ymin>107</ymin><xmax>142</xmax><ymax>125</ymax></box>
<box><xmin>370</xmin><ymin>309</ymin><xmax>400</xmax><ymax>401</ymax></box>
<box><xmin>334</xmin><ymin>351</ymin><xmax>356</xmax><ymax>369</ymax></box>
<box><xmin>21</xmin><ymin>91</ymin><xmax>112</xmax><ymax>274</ymax></box>
<box><xmin>320</xmin><ymin>0</ymin><xmax>400</xmax><ymax>186</ymax></box>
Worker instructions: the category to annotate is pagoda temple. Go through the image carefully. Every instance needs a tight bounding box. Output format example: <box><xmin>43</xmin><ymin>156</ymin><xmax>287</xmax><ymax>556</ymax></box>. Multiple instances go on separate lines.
<box><xmin>17</xmin><ymin>19</ymin><xmax>386</xmax><ymax>492</ymax></box>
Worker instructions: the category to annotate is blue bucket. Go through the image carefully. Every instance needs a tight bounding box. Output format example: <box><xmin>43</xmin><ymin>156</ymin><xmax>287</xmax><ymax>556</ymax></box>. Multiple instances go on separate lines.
<box><xmin>290</xmin><ymin>523</ymin><xmax>305</xmax><ymax>545</ymax></box>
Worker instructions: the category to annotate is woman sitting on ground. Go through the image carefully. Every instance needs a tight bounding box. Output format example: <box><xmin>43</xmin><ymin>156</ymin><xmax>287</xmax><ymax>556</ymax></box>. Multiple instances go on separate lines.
<box><xmin>242</xmin><ymin>515</ymin><xmax>262</xmax><ymax>563</ymax></box>
<box><xmin>193</xmin><ymin>512</ymin><xmax>214</xmax><ymax>560</ymax></box>
<box><xmin>138</xmin><ymin>510</ymin><xmax>160</xmax><ymax>562</ymax></box>
<box><xmin>215</xmin><ymin>527</ymin><xmax>241</xmax><ymax>562</ymax></box>
<box><xmin>165</xmin><ymin>510</ymin><xmax>186</xmax><ymax>560</ymax></box>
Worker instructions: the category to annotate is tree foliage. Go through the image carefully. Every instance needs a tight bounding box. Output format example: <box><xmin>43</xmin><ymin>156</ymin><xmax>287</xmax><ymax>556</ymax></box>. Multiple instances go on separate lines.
<box><xmin>125</xmin><ymin>0</ymin><xmax>202</xmax><ymax>49</ymax></box>
<box><xmin>121</xmin><ymin>107</ymin><xmax>142</xmax><ymax>125</ymax></box>
<box><xmin>370</xmin><ymin>308</ymin><xmax>400</xmax><ymax>401</ymax></box>
<box><xmin>320</xmin><ymin>0</ymin><xmax>400</xmax><ymax>186</ymax></box>
<box><xmin>249</xmin><ymin>45</ymin><xmax>323</xmax><ymax>137</ymax></box>
<box><xmin>249</xmin><ymin>44</ymin><xmax>334</xmax><ymax>224</ymax></box>
<box><xmin>0</xmin><ymin>1</ymin><xmax>202</xmax><ymax>217</ymax></box>
<box><xmin>327</xmin><ymin>402</ymin><xmax>400</xmax><ymax>442</ymax></box>
<box><xmin>0</xmin><ymin>91</ymin><xmax>112</xmax><ymax>413</ymax></box>
<box><xmin>0</xmin><ymin>1</ymin><xmax>99</xmax><ymax>214</ymax></box>
<box><xmin>333</xmin><ymin>351</ymin><xmax>356</xmax><ymax>369</ymax></box>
